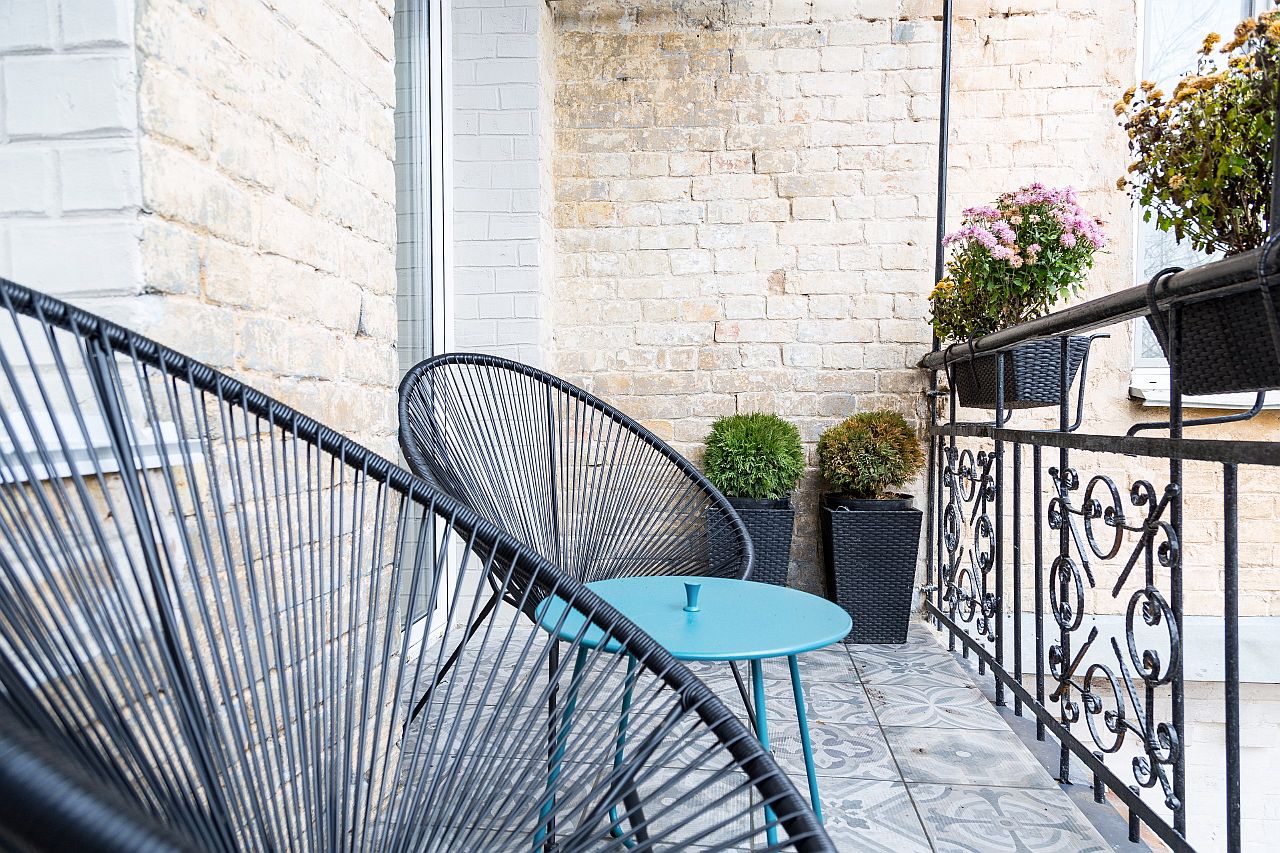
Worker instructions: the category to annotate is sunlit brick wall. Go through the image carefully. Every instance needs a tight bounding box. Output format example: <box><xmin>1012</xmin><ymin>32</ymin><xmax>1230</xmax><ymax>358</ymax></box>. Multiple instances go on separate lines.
<box><xmin>134</xmin><ymin>0</ymin><xmax>400</xmax><ymax>453</ymax></box>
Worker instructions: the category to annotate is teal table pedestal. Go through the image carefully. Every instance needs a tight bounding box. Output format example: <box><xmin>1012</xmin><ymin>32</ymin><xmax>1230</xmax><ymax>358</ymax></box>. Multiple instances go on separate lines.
<box><xmin>537</xmin><ymin>576</ymin><xmax>851</xmax><ymax>846</ymax></box>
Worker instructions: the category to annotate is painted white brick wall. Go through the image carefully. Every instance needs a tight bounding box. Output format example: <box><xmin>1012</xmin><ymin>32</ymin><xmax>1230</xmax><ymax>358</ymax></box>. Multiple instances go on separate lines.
<box><xmin>452</xmin><ymin>0</ymin><xmax>549</xmax><ymax>365</ymax></box>
<box><xmin>0</xmin><ymin>0</ymin><xmax>142</xmax><ymax>302</ymax></box>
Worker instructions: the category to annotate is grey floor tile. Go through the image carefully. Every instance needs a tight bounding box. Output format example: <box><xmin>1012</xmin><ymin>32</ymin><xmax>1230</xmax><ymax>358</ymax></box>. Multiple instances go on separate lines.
<box><xmin>866</xmin><ymin>682</ymin><xmax>1008</xmax><ymax>730</ymax></box>
<box><xmin>769</xmin><ymin>720</ymin><xmax>899</xmax><ymax>783</ymax></box>
<box><xmin>854</xmin><ymin>646</ymin><xmax>974</xmax><ymax>688</ymax></box>
<box><xmin>885</xmin><ymin>727</ymin><xmax>1056</xmax><ymax>788</ymax></box>
<box><xmin>819</xmin><ymin>778</ymin><xmax>932</xmax><ymax>853</ymax></box>
<box><xmin>909</xmin><ymin>783</ymin><xmax>1109</xmax><ymax>852</ymax></box>
<box><xmin>805</xmin><ymin>679</ymin><xmax>880</xmax><ymax>726</ymax></box>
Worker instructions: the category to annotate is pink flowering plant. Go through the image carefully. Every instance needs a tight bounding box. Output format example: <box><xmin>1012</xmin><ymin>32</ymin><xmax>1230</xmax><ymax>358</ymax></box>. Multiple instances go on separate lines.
<box><xmin>930</xmin><ymin>184</ymin><xmax>1107</xmax><ymax>341</ymax></box>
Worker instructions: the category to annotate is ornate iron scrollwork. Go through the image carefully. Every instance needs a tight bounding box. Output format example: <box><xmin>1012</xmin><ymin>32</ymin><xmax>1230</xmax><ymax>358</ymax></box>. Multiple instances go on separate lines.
<box><xmin>1047</xmin><ymin>466</ymin><xmax>1183</xmax><ymax>812</ymax></box>
<box><xmin>939</xmin><ymin>446</ymin><xmax>999</xmax><ymax>642</ymax></box>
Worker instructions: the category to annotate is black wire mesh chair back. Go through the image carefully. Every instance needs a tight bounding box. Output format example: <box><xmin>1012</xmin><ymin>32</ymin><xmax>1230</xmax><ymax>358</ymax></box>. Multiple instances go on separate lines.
<box><xmin>398</xmin><ymin>353</ymin><xmax>752</xmax><ymax>611</ymax></box>
<box><xmin>0</xmin><ymin>280</ymin><xmax>829</xmax><ymax>852</ymax></box>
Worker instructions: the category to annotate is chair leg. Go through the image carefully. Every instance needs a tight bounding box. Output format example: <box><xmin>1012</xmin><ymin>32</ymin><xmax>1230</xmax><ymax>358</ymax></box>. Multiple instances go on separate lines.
<box><xmin>406</xmin><ymin>588</ymin><xmax>500</xmax><ymax>725</ymax></box>
<box><xmin>728</xmin><ymin>660</ymin><xmax>759</xmax><ymax>734</ymax></box>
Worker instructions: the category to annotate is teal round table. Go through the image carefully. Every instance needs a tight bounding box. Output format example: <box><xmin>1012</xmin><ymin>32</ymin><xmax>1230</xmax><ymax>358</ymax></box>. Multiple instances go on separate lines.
<box><xmin>536</xmin><ymin>576</ymin><xmax>851</xmax><ymax>845</ymax></box>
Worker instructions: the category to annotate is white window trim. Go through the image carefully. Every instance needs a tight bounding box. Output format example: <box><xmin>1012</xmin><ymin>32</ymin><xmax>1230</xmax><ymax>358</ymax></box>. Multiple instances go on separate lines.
<box><xmin>1127</xmin><ymin>0</ymin><xmax>1270</xmax><ymax>410</ymax></box>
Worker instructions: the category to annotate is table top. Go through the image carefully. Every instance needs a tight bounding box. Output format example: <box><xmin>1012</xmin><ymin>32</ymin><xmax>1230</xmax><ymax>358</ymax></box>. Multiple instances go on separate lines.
<box><xmin>534</xmin><ymin>576</ymin><xmax>852</xmax><ymax>661</ymax></box>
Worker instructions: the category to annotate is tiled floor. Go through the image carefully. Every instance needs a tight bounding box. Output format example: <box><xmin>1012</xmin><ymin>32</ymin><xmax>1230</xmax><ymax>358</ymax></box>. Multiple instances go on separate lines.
<box><xmin>694</xmin><ymin>620</ymin><xmax>1113</xmax><ymax>852</ymax></box>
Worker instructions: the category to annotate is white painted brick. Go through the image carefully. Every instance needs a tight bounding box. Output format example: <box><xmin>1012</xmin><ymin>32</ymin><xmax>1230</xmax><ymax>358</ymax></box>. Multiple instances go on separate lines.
<box><xmin>0</xmin><ymin>149</ymin><xmax>54</xmax><ymax>214</ymax></box>
<box><xmin>59</xmin><ymin>144</ymin><xmax>140</xmax><ymax>211</ymax></box>
<box><xmin>8</xmin><ymin>221</ymin><xmax>140</xmax><ymax>295</ymax></box>
<box><xmin>0</xmin><ymin>0</ymin><xmax>52</xmax><ymax>52</ymax></box>
<box><xmin>61</xmin><ymin>0</ymin><xmax>132</xmax><ymax>47</ymax></box>
<box><xmin>3</xmin><ymin>54</ymin><xmax>136</xmax><ymax>137</ymax></box>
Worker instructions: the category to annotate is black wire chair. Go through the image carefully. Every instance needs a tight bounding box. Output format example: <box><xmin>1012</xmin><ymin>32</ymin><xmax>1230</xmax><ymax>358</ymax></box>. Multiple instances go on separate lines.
<box><xmin>398</xmin><ymin>353</ymin><xmax>754</xmax><ymax>599</ymax></box>
<box><xmin>398</xmin><ymin>354</ymin><xmax>760</xmax><ymax>721</ymax></box>
<box><xmin>0</xmin><ymin>279</ymin><xmax>832</xmax><ymax>852</ymax></box>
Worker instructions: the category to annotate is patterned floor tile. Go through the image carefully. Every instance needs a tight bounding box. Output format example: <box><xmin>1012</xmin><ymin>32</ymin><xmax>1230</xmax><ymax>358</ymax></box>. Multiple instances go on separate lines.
<box><xmin>909</xmin><ymin>783</ymin><xmax>1109</xmax><ymax>852</ymax></box>
<box><xmin>854</xmin><ymin>645</ymin><xmax>974</xmax><ymax>688</ymax></box>
<box><xmin>768</xmin><ymin>721</ymin><xmax>900</xmax><ymax>783</ymax></box>
<box><xmin>805</xmin><ymin>679</ymin><xmax>880</xmax><ymax>726</ymax></box>
<box><xmin>884</xmin><ymin>726</ymin><xmax>1056</xmax><ymax>788</ymax></box>
<box><xmin>865</xmin><ymin>682</ymin><xmax>1008</xmax><ymax>730</ymax></box>
<box><xmin>819</xmin><ymin>778</ymin><xmax>932</xmax><ymax>853</ymax></box>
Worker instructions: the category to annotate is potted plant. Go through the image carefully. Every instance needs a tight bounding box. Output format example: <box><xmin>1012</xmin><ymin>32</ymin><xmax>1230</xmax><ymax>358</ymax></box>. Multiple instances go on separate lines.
<box><xmin>703</xmin><ymin>413</ymin><xmax>805</xmax><ymax>586</ymax></box>
<box><xmin>930</xmin><ymin>183</ymin><xmax>1107</xmax><ymax>409</ymax></box>
<box><xmin>1117</xmin><ymin>14</ymin><xmax>1280</xmax><ymax>396</ymax></box>
<box><xmin>817</xmin><ymin>411</ymin><xmax>924</xmax><ymax>644</ymax></box>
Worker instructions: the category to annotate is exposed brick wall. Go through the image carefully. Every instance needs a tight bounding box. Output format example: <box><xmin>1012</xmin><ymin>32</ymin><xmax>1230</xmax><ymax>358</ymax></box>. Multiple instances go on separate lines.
<box><xmin>551</xmin><ymin>0</ymin><xmax>942</xmax><ymax>593</ymax></box>
<box><xmin>134</xmin><ymin>0</ymin><xmax>399</xmax><ymax>453</ymax></box>
<box><xmin>549</xmin><ymin>0</ymin><xmax>1280</xmax><ymax>613</ymax></box>
<box><xmin>0</xmin><ymin>0</ymin><xmax>142</xmax><ymax>303</ymax></box>
<box><xmin>452</xmin><ymin>0</ymin><xmax>552</xmax><ymax>365</ymax></box>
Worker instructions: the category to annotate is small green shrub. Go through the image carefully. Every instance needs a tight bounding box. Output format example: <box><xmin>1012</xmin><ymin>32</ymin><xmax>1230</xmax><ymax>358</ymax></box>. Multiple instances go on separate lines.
<box><xmin>703</xmin><ymin>413</ymin><xmax>805</xmax><ymax>500</ymax></box>
<box><xmin>817</xmin><ymin>411</ymin><xmax>924</xmax><ymax>500</ymax></box>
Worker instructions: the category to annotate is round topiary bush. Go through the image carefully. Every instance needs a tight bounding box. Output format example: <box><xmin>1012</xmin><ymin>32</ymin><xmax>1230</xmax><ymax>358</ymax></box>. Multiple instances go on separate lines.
<box><xmin>817</xmin><ymin>411</ymin><xmax>924</xmax><ymax>500</ymax></box>
<box><xmin>703</xmin><ymin>413</ymin><xmax>805</xmax><ymax>500</ymax></box>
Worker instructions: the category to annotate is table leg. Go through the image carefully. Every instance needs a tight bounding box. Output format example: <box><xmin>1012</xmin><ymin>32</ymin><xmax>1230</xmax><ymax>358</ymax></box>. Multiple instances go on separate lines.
<box><xmin>788</xmin><ymin>654</ymin><xmax>823</xmax><ymax>823</ymax></box>
<box><xmin>537</xmin><ymin>645</ymin><xmax>586</xmax><ymax>848</ymax></box>
<box><xmin>751</xmin><ymin>659</ymin><xmax>778</xmax><ymax>848</ymax></box>
<box><xmin>608</xmin><ymin>654</ymin><xmax>645</xmax><ymax>848</ymax></box>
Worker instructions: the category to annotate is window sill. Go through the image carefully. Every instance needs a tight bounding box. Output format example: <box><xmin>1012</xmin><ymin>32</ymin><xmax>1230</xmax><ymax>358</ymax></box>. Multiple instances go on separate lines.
<box><xmin>1127</xmin><ymin>385</ymin><xmax>1280</xmax><ymax>411</ymax></box>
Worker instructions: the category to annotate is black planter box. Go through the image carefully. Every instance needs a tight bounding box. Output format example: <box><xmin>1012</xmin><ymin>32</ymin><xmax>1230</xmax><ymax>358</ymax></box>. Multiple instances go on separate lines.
<box><xmin>727</xmin><ymin>496</ymin><xmax>794</xmax><ymax>587</ymax></box>
<box><xmin>951</xmin><ymin>337</ymin><xmax>1091</xmax><ymax>410</ymax></box>
<box><xmin>1146</xmin><ymin>263</ymin><xmax>1280</xmax><ymax>395</ymax></box>
<box><xmin>708</xmin><ymin>497</ymin><xmax>794</xmax><ymax>585</ymax></box>
<box><xmin>821</xmin><ymin>494</ymin><xmax>922</xmax><ymax>644</ymax></box>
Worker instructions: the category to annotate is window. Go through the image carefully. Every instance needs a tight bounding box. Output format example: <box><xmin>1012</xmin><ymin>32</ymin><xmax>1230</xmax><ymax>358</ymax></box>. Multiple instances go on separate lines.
<box><xmin>1129</xmin><ymin>0</ymin><xmax>1278</xmax><ymax>408</ymax></box>
<box><xmin>395</xmin><ymin>0</ymin><xmax>451</xmax><ymax>631</ymax></box>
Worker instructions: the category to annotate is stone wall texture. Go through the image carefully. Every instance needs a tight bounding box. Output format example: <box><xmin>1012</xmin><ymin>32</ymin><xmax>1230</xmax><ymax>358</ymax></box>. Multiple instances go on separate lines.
<box><xmin>134</xmin><ymin>0</ymin><xmax>400</xmax><ymax>453</ymax></box>
<box><xmin>546</xmin><ymin>0</ymin><xmax>1280</xmax><ymax>613</ymax></box>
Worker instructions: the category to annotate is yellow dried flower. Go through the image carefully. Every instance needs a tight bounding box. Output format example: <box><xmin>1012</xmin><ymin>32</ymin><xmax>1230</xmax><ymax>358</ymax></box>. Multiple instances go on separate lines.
<box><xmin>1115</xmin><ymin>176</ymin><xmax>1127</xmax><ymax>191</ymax></box>
<box><xmin>1127</xmin><ymin>161</ymin><xmax>1141</xmax><ymax>173</ymax></box>
<box><xmin>1113</xmin><ymin>100</ymin><xmax>1127</xmax><ymax>116</ymax></box>
<box><xmin>1169</xmin><ymin>174</ymin><xmax>1186</xmax><ymax>190</ymax></box>
<box><xmin>1140</xmin><ymin>80</ymin><xmax>1155</xmax><ymax>91</ymax></box>
<box><xmin>1202</xmin><ymin>32</ymin><xmax>1221</xmax><ymax>54</ymax></box>
<box><xmin>1123</xmin><ymin>85</ymin><xmax>1137</xmax><ymax>101</ymax></box>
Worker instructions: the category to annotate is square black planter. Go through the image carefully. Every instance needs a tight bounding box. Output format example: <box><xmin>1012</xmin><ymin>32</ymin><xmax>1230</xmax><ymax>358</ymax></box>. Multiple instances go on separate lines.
<box><xmin>950</xmin><ymin>337</ymin><xmax>1091</xmax><ymax>410</ymax></box>
<box><xmin>708</xmin><ymin>497</ymin><xmax>794</xmax><ymax>585</ymax></box>
<box><xmin>727</xmin><ymin>496</ymin><xmax>794</xmax><ymax>586</ymax></box>
<box><xmin>821</xmin><ymin>494</ymin><xmax>922</xmax><ymax>644</ymax></box>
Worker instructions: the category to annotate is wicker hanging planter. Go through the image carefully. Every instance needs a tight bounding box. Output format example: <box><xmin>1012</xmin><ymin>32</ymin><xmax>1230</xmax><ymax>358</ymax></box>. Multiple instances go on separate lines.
<box><xmin>950</xmin><ymin>336</ymin><xmax>1092</xmax><ymax>410</ymax></box>
<box><xmin>726</xmin><ymin>495</ymin><xmax>794</xmax><ymax>586</ymax></box>
<box><xmin>1145</xmin><ymin>252</ymin><xmax>1280</xmax><ymax>396</ymax></box>
<box><xmin>821</xmin><ymin>493</ymin><xmax>922</xmax><ymax>644</ymax></box>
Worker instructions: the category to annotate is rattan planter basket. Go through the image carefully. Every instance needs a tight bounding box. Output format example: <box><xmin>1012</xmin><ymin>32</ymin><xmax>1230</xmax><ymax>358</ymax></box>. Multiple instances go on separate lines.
<box><xmin>822</xmin><ymin>494</ymin><xmax>922</xmax><ymax>644</ymax></box>
<box><xmin>727</xmin><ymin>495</ymin><xmax>794</xmax><ymax>586</ymax></box>
<box><xmin>1146</xmin><ymin>261</ymin><xmax>1280</xmax><ymax>396</ymax></box>
<box><xmin>949</xmin><ymin>336</ymin><xmax>1091</xmax><ymax>410</ymax></box>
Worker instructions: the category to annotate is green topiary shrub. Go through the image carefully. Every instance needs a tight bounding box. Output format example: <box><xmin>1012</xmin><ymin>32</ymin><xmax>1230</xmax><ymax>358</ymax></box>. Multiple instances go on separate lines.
<box><xmin>703</xmin><ymin>413</ymin><xmax>805</xmax><ymax>500</ymax></box>
<box><xmin>817</xmin><ymin>411</ymin><xmax>924</xmax><ymax>500</ymax></box>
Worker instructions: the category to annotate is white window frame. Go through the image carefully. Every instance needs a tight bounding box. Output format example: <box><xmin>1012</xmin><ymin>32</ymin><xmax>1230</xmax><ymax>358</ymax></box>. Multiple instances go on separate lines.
<box><xmin>396</xmin><ymin>0</ymin><xmax>454</xmax><ymax>651</ymax></box>
<box><xmin>1128</xmin><ymin>0</ymin><xmax>1280</xmax><ymax>410</ymax></box>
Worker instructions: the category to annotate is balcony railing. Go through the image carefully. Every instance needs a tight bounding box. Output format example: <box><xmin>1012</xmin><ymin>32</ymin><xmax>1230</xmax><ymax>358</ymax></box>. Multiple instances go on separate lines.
<box><xmin>918</xmin><ymin>244</ymin><xmax>1280</xmax><ymax>853</ymax></box>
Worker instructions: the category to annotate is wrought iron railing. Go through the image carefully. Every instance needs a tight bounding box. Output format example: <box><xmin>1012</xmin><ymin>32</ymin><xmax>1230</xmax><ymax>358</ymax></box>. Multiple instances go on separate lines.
<box><xmin>918</xmin><ymin>244</ymin><xmax>1280</xmax><ymax>853</ymax></box>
